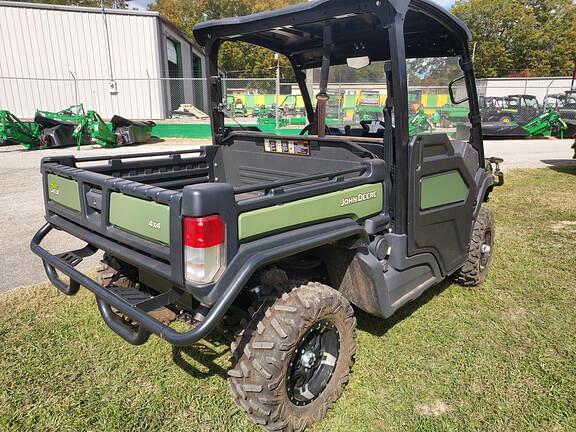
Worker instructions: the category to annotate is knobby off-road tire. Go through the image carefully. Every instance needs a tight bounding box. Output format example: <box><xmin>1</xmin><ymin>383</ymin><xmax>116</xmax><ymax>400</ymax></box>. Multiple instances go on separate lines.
<box><xmin>228</xmin><ymin>282</ymin><xmax>357</xmax><ymax>432</ymax></box>
<box><xmin>454</xmin><ymin>207</ymin><xmax>495</xmax><ymax>286</ymax></box>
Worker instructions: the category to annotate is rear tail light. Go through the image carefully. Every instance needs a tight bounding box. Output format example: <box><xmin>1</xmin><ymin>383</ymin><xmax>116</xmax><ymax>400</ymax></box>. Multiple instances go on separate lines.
<box><xmin>183</xmin><ymin>215</ymin><xmax>226</xmax><ymax>284</ymax></box>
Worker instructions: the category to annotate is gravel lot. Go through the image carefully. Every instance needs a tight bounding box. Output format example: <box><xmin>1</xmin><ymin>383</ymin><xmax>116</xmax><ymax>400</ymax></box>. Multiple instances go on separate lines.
<box><xmin>0</xmin><ymin>137</ymin><xmax>574</xmax><ymax>294</ymax></box>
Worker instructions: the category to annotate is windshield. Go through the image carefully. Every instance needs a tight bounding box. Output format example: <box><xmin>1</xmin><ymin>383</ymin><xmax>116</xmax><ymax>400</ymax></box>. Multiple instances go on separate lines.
<box><xmin>215</xmin><ymin>37</ymin><xmax>473</xmax><ymax>139</ymax></box>
<box><xmin>565</xmin><ymin>93</ymin><xmax>576</xmax><ymax>108</ymax></box>
<box><xmin>525</xmin><ymin>97</ymin><xmax>539</xmax><ymax>109</ymax></box>
<box><xmin>406</xmin><ymin>57</ymin><xmax>470</xmax><ymax>137</ymax></box>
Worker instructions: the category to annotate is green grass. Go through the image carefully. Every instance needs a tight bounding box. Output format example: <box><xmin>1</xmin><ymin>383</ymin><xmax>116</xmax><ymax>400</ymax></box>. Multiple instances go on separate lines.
<box><xmin>1</xmin><ymin>167</ymin><xmax>576</xmax><ymax>431</ymax></box>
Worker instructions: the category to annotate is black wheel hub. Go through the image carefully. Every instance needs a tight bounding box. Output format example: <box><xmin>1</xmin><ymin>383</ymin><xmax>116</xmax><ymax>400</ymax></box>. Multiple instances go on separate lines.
<box><xmin>286</xmin><ymin>320</ymin><xmax>340</xmax><ymax>406</ymax></box>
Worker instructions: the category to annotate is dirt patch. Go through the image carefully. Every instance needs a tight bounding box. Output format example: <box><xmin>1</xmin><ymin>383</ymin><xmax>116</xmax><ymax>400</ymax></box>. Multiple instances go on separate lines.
<box><xmin>506</xmin><ymin>306</ymin><xmax>528</xmax><ymax>323</ymax></box>
<box><xmin>551</xmin><ymin>221</ymin><xmax>576</xmax><ymax>233</ymax></box>
<box><xmin>415</xmin><ymin>400</ymin><xmax>452</xmax><ymax>417</ymax></box>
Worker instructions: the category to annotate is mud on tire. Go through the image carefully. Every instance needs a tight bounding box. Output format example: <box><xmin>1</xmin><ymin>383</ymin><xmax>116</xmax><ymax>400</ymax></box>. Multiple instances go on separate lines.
<box><xmin>228</xmin><ymin>282</ymin><xmax>357</xmax><ymax>432</ymax></box>
<box><xmin>454</xmin><ymin>207</ymin><xmax>495</xmax><ymax>286</ymax></box>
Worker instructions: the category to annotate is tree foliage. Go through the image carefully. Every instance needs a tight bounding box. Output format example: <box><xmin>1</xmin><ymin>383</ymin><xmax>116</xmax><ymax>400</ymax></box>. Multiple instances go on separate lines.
<box><xmin>149</xmin><ymin>0</ymin><xmax>304</xmax><ymax>79</ymax></box>
<box><xmin>451</xmin><ymin>0</ymin><xmax>576</xmax><ymax>77</ymax></box>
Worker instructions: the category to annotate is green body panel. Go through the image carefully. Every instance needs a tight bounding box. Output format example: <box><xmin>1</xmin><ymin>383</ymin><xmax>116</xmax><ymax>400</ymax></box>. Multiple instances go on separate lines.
<box><xmin>109</xmin><ymin>193</ymin><xmax>170</xmax><ymax>245</ymax></box>
<box><xmin>47</xmin><ymin>174</ymin><xmax>81</xmax><ymax>212</ymax></box>
<box><xmin>238</xmin><ymin>183</ymin><xmax>383</xmax><ymax>240</ymax></box>
<box><xmin>420</xmin><ymin>171</ymin><xmax>469</xmax><ymax>210</ymax></box>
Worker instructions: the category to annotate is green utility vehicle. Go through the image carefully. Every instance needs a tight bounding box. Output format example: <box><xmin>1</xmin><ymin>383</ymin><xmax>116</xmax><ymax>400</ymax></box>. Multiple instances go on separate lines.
<box><xmin>355</xmin><ymin>90</ymin><xmax>383</xmax><ymax>121</ymax></box>
<box><xmin>31</xmin><ymin>1</ymin><xmax>502</xmax><ymax>430</ymax></box>
<box><xmin>481</xmin><ymin>94</ymin><xmax>540</xmax><ymax>124</ymax></box>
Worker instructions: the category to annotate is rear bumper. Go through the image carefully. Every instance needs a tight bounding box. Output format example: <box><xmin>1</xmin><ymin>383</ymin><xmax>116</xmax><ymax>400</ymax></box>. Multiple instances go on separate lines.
<box><xmin>31</xmin><ymin>219</ymin><xmax>367</xmax><ymax>346</ymax></box>
<box><xmin>31</xmin><ymin>223</ymin><xmax>224</xmax><ymax>346</ymax></box>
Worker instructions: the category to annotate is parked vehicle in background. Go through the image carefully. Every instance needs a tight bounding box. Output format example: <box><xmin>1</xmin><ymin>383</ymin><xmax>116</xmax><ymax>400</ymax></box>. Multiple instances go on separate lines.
<box><xmin>481</xmin><ymin>94</ymin><xmax>540</xmax><ymax>125</ymax></box>
<box><xmin>559</xmin><ymin>90</ymin><xmax>576</xmax><ymax>137</ymax></box>
<box><xmin>355</xmin><ymin>90</ymin><xmax>383</xmax><ymax>121</ymax></box>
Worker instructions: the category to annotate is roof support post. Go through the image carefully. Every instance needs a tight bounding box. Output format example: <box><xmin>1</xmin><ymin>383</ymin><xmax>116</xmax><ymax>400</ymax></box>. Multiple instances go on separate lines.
<box><xmin>315</xmin><ymin>25</ymin><xmax>332</xmax><ymax>137</ymax></box>
<box><xmin>289</xmin><ymin>57</ymin><xmax>315</xmax><ymax>124</ymax></box>
<box><xmin>204</xmin><ymin>38</ymin><xmax>225</xmax><ymax>144</ymax></box>
<box><xmin>460</xmin><ymin>44</ymin><xmax>485</xmax><ymax>163</ymax></box>
<box><xmin>387</xmin><ymin>13</ymin><xmax>409</xmax><ymax>234</ymax></box>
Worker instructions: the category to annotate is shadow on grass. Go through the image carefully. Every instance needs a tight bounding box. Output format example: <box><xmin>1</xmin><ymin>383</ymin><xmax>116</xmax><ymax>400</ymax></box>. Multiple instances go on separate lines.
<box><xmin>172</xmin><ymin>331</ymin><xmax>231</xmax><ymax>380</ymax></box>
<box><xmin>172</xmin><ymin>278</ymin><xmax>454</xmax><ymax>379</ymax></box>
<box><xmin>541</xmin><ymin>160</ymin><xmax>576</xmax><ymax>175</ymax></box>
<box><xmin>355</xmin><ymin>278</ymin><xmax>453</xmax><ymax>337</ymax></box>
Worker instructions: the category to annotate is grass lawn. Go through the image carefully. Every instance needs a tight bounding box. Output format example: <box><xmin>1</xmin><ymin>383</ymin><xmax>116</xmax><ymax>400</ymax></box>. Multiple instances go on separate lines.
<box><xmin>1</xmin><ymin>167</ymin><xmax>576</xmax><ymax>431</ymax></box>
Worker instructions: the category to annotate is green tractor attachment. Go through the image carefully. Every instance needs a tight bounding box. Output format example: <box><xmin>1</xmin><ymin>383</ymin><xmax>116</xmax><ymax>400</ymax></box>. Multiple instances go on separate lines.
<box><xmin>36</xmin><ymin>104</ymin><xmax>86</xmax><ymax>123</ymax></box>
<box><xmin>482</xmin><ymin>108</ymin><xmax>567</xmax><ymax>139</ymax></box>
<box><xmin>256</xmin><ymin>107</ymin><xmax>289</xmax><ymax>127</ymax></box>
<box><xmin>73</xmin><ymin>111</ymin><xmax>156</xmax><ymax>150</ymax></box>
<box><xmin>0</xmin><ymin>110</ymin><xmax>42</xmax><ymax>148</ymax></box>
<box><xmin>522</xmin><ymin>109</ymin><xmax>567</xmax><ymax>138</ymax></box>
<box><xmin>408</xmin><ymin>108</ymin><xmax>434</xmax><ymax>135</ymax></box>
<box><xmin>2</xmin><ymin>104</ymin><xmax>155</xmax><ymax>150</ymax></box>
<box><xmin>72</xmin><ymin>110</ymin><xmax>118</xmax><ymax>149</ymax></box>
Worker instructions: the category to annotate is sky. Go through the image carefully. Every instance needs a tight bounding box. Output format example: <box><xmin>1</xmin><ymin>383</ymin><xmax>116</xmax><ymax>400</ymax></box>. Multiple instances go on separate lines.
<box><xmin>129</xmin><ymin>0</ymin><xmax>457</xmax><ymax>12</ymax></box>
<box><xmin>434</xmin><ymin>0</ymin><xmax>457</xmax><ymax>8</ymax></box>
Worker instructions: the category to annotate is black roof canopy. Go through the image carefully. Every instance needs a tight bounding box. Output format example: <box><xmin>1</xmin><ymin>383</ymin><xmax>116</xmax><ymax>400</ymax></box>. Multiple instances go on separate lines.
<box><xmin>193</xmin><ymin>0</ymin><xmax>472</xmax><ymax>69</ymax></box>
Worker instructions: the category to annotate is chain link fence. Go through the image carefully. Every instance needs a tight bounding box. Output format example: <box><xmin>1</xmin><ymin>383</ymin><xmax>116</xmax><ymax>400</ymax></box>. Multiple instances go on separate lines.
<box><xmin>0</xmin><ymin>75</ymin><xmax>573</xmax><ymax>126</ymax></box>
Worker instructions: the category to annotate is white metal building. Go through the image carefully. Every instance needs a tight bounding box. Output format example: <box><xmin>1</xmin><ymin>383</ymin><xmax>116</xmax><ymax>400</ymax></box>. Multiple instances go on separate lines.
<box><xmin>0</xmin><ymin>1</ymin><xmax>207</xmax><ymax>119</ymax></box>
<box><xmin>477</xmin><ymin>77</ymin><xmax>574</xmax><ymax>102</ymax></box>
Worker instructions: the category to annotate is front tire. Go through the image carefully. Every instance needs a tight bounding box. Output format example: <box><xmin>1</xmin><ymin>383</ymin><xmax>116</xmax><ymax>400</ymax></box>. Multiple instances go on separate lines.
<box><xmin>228</xmin><ymin>282</ymin><xmax>356</xmax><ymax>432</ymax></box>
<box><xmin>454</xmin><ymin>207</ymin><xmax>495</xmax><ymax>286</ymax></box>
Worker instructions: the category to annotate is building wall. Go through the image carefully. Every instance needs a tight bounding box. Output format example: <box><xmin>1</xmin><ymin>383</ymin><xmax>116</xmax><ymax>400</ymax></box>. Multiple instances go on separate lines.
<box><xmin>160</xmin><ymin>23</ymin><xmax>205</xmax><ymax>116</ymax></box>
<box><xmin>479</xmin><ymin>77</ymin><xmax>574</xmax><ymax>103</ymax></box>
<box><xmin>0</xmin><ymin>2</ymin><xmax>204</xmax><ymax>119</ymax></box>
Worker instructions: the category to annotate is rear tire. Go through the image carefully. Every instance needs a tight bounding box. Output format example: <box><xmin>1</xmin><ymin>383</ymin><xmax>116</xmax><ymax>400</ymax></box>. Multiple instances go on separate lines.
<box><xmin>454</xmin><ymin>207</ymin><xmax>495</xmax><ymax>286</ymax></box>
<box><xmin>228</xmin><ymin>282</ymin><xmax>356</xmax><ymax>432</ymax></box>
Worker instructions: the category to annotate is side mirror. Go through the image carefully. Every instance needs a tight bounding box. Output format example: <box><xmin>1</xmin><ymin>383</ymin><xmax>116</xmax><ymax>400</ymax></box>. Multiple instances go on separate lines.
<box><xmin>449</xmin><ymin>75</ymin><xmax>469</xmax><ymax>105</ymax></box>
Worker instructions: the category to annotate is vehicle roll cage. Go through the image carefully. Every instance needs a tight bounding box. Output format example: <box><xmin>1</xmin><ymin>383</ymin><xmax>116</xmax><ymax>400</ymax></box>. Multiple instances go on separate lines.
<box><xmin>193</xmin><ymin>0</ymin><xmax>484</xmax><ymax>235</ymax></box>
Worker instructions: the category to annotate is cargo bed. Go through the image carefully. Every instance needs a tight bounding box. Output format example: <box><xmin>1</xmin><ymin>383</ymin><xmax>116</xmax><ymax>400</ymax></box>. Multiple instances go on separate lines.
<box><xmin>39</xmin><ymin>132</ymin><xmax>388</xmax><ymax>302</ymax></box>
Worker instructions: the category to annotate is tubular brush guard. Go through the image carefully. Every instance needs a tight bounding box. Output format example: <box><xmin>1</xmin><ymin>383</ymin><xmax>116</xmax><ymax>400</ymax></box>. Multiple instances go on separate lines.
<box><xmin>30</xmin><ymin>223</ymin><xmax>216</xmax><ymax>346</ymax></box>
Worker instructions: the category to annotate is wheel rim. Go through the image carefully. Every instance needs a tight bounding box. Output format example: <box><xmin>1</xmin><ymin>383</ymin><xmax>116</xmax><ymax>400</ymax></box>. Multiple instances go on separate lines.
<box><xmin>286</xmin><ymin>320</ymin><xmax>340</xmax><ymax>406</ymax></box>
<box><xmin>480</xmin><ymin>230</ymin><xmax>492</xmax><ymax>270</ymax></box>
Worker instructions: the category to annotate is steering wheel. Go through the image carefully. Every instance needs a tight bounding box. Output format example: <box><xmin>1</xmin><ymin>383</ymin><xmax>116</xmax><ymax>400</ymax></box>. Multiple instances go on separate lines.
<box><xmin>360</xmin><ymin>120</ymin><xmax>386</xmax><ymax>132</ymax></box>
<box><xmin>299</xmin><ymin>124</ymin><xmax>331</xmax><ymax>136</ymax></box>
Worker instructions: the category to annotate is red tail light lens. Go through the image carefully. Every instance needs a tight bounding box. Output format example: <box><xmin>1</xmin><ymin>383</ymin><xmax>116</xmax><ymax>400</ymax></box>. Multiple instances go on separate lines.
<box><xmin>184</xmin><ymin>215</ymin><xmax>225</xmax><ymax>249</ymax></box>
<box><xmin>183</xmin><ymin>215</ymin><xmax>226</xmax><ymax>284</ymax></box>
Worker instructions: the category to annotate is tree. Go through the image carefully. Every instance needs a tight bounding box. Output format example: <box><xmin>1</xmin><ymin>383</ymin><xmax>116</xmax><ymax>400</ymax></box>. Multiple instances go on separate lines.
<box><xmin>451</xmin><ymin>0</ymin><xmax>576</xmax><ymax>77</ymax></box>
<box><xmin>149</xmin><ymin>0</ymin><xmax>304</xmax><ymax>79</ymax></box>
